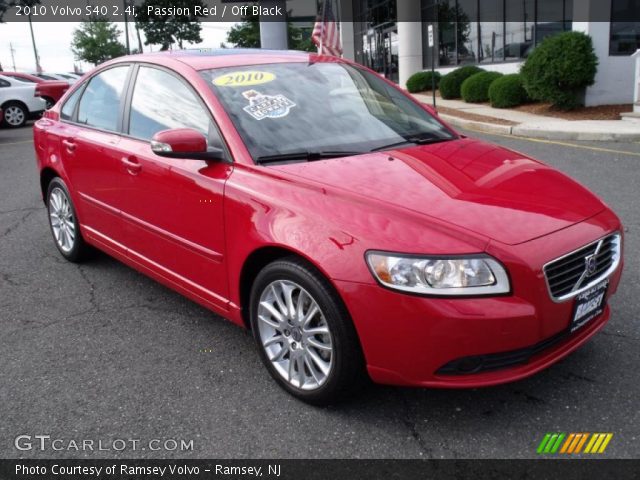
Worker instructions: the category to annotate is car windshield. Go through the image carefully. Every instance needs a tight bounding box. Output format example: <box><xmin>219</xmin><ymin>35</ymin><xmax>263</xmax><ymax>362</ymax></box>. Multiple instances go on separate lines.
<box><xmin>202</xmin><ymin>62</ymin><xmax>456</xmax><ymax>162</ymax></box>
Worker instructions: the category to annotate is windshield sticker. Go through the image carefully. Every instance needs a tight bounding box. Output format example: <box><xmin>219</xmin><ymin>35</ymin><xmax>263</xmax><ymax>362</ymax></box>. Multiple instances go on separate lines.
<box><xmin>242</xmin><ymin>90</ymin><xmax>296</xmax><ymax>121</ymax></box>
<box><xmin>213</xmin><ymin>71</ymin><xmax>276</xmax><ymax>87</ymax></box>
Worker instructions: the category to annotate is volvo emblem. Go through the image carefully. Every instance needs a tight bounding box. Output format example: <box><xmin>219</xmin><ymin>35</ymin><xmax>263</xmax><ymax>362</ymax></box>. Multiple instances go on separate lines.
<box><xmin>584</xmin><ymin>254</ymin><xmax>598</xmax><ymax>277</ymax></box>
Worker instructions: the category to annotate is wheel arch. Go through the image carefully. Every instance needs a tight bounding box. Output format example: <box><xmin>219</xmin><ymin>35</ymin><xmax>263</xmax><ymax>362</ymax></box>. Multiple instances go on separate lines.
<box><xmin>238</xmin><ymin>245</ymin><xmax>342</xmax><ymax>330</ymax></box>
<box><xmin>1</xmin><ymin>99</ymin><xmax>29</xmax><ymax>112</ymax></box>
<box><xmin>40</xmin><ymin>167</ymin><xmax>60</xmax><ymax>204</ymax></box>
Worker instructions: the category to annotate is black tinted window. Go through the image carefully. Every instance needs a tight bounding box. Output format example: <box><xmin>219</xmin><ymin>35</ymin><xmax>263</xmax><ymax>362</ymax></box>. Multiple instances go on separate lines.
<box><xmin>61</xmin><ymin>87</ymin><xmax>83</xmax><ymax>121</ymax></box>
<box><xmin>77</xmin><ymin>66</ymin><xmax>129</xmax><ymax>132</ymax></box>
<box><xmin>0</xmin><ymin>79</ymin><xmax>9</xmax><ymax>88</ymax></box>
<box><xmin>129</xmin><ymin>67</ymin><xmax>210</xmax><ymax>141</ymax></box>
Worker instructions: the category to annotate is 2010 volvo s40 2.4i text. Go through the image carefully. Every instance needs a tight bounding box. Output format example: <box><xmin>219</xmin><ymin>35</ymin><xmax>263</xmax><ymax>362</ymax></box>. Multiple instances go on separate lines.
<box><xmin>34</xmin><ymin>50</ymin><xmax>624</xmax><ymax>404</ymax></box>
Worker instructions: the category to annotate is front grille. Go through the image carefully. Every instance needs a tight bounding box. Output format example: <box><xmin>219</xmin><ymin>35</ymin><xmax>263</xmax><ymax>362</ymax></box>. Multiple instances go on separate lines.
<box><xmin>436</xmin><ymin>330</ymin><xmax>570</xmax><ymax>375</ymax></box>
<box><xmin>543</xmin><ymin>233</ymin><xmax>621</xmax><ymax>301</ymax></box>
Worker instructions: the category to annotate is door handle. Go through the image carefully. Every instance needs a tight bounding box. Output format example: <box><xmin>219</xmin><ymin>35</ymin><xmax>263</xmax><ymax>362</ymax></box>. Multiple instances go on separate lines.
<box><xmin>121</xmin><ymin>156</ymin><xmax>142</xmax><ymax>174</ymax></box>
<box><xmin>62</xmin><ymin>139</ymin><xmax>76</xmax><ymax>152</ymax></box>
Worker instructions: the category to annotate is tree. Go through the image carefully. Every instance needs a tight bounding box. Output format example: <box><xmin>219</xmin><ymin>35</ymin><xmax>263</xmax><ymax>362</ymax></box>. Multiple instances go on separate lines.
<box><xmin>71</xmin><ymin>17</ymin><xmax>127</xmax><ymax>66</ymax></box>
<box><xmin>135</xmin><ymin>0</ymin><xmax>205</xmax><ymax>50</ymax></box>
<box><xmin>226</xmin><ymin>12</ymin><xmax>315</xmax><ymax>52</ymax></box>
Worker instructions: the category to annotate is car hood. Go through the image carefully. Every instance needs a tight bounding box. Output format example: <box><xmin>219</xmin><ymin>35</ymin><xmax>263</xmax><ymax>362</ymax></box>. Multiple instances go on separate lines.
<box><xmin>271</xmin><ymin>138</ymin><xmax>605</xmax><ymax>246</ymax></box>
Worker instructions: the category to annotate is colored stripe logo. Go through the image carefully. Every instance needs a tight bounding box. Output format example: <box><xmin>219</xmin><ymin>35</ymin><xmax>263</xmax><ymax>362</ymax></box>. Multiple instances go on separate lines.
<box><xmin>537</xmin><ymin>433</ymin><xmax>613</xmax><ymax>454</ymax></box>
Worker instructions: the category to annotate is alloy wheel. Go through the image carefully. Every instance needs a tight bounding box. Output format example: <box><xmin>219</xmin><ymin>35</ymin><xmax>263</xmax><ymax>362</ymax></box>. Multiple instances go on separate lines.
<box><xmin>257</xmin><ymin>280</ymin><xmax>334</xmax><ymax>390</ymax></box>
<box><xmin>48</xmin><ymin>187</ymin><xmax>76</xmax><ymax>253</ymax></box>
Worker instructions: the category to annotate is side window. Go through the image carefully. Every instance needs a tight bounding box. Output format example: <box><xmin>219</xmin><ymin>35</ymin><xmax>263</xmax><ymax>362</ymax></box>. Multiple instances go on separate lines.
<box><xmin>129</xmin><ymin>66</ymin><xmax>212</xmax><ymax>142</ymax></box>
<box><xmin>77</xmin><ymin>66</ymin><xmax>129</xmax><ymax>132</ymax></box>
<box><xmin>0</xmin><ymin>79</ymin><xmax>9</xmax><ymax>88</ymax></box>
<box><xmin>60</xmin><ymin>87</ymin><xmax>84</xmax><ymax>121</ymax></box>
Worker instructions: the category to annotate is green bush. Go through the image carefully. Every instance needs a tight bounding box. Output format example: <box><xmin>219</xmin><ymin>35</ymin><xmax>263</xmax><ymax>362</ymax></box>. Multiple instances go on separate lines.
<box><xmin>488</xmin><ymin>74</ymin><xmax>530</xmax><ymax>108</ymax></box>
<box><xmin>439</xmin><ymin>66</ymin><xmax>485</xmax><ymax>99</ymax></box>
<box><xmin>520</xmin><ymin>31</ymin><xmax>598</xmax><ymax>110</ymax></box>
<box><xmin>406</xmin><ymin>71</ymin><xmax>441</xmax><ymax>93</ymax></box>
<box><xmin>461</xmin><ymin>71</ymin><xmax>503</xmax><ymax>103</ymax></box>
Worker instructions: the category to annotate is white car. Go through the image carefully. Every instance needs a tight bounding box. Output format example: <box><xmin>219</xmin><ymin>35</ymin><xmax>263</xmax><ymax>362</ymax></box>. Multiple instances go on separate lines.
<box><xmin>0</xmin><ymin>74</ymin><xmax>47</xmax><ymax>128</ymax></box>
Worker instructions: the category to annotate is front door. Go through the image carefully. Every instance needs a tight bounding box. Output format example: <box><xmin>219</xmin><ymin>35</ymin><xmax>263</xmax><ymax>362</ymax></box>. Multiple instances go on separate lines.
<box><xmin>117</xmin><ymin>65</ymin><xmax>232</xmax><ymax>308</ymax></box>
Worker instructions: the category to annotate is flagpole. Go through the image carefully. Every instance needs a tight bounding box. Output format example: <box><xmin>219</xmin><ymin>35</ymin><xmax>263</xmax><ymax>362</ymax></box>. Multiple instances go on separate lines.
<box><xmin>319</xmin><ymin>0</ymin><xmax>328</xmax><ymax>54</ymax></box>
<box><xmin>336</xmin><ymin>0</ymin><xmax>342</xmax><ymax>57</ymax></box>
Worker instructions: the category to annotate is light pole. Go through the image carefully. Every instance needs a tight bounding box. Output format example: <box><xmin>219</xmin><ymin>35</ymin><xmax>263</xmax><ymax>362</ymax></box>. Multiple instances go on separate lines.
<box><xmin>27</xmin><ymin>14</ymin><xmax>42</xmax><ymax>72</ymax></box>
<box><xmin>123</xmin><ymin>0</ymin><xmax>131</xmax><ymax>54</ymax></box>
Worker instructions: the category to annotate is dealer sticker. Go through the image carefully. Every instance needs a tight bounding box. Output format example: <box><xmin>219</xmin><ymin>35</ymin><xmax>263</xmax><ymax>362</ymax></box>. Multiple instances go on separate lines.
<box><xmin>242</xmin><ymin>90</ymin><xmax>296</xmax><ymax>120</ymax></box>
<box><xmin>213</xmin><ymin>71</ymin><xmax>276</xmax><ymax>87</ymax></box>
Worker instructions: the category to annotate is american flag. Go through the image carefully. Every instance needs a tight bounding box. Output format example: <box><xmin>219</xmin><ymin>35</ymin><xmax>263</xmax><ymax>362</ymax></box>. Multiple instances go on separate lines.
<box><xmin>312</xmin><ymin>0</ymin><xmax>343</xmax><ymax>57</ymax></box>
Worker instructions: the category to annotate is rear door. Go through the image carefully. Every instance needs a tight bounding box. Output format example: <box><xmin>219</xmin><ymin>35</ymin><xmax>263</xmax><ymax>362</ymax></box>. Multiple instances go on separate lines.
<box><xmin>116</xmin><ymin>65</ymin><xmax>232</xmax><ymax>307</ymax></box>
<box><xmin>56</xmin><ymin>65</ymin><xmax>132</xmax><ymax>252</ymax></box>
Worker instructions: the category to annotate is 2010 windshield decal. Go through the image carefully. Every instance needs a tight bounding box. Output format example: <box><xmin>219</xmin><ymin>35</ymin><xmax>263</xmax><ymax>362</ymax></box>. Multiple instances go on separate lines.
<box><xmin>213</xmin><ymin>71</ymin><xmax>276</xmax><ymax>87</ymax></box>
<box><xmin>242</xmin><ymin>90</ymin><xmax>296</xmax><ymax>121</ymax></box>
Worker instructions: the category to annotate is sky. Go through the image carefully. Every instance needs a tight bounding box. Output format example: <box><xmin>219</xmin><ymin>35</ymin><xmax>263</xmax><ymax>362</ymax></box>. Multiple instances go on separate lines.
<box><xmin>0</xmin><ymin>21</ymin><xmax>234</xmax><ymax>74</ymax></box>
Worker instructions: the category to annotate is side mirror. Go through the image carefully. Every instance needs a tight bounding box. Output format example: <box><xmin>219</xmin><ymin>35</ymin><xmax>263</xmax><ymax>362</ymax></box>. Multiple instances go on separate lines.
<box><xmin>151</xmin><ymin>128</ymin><xmax>225</xmax><ymax>161</ymax></box>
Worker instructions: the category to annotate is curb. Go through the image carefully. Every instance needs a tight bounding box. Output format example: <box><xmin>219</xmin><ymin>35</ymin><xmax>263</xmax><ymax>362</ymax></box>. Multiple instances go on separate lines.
<box><xmin>439</xmin><ymin>113</ymin><xmax>640</xmax><ymax>142</ymax></box>
<box><xmin>511</xmin><ymin>125</ymin><xmax>640</xmax><ymax>142</ymax></box>
<box><xmin>438</xmin><ymin>114</ymin><xmax>513</xmax><ymax>136</ymax></box>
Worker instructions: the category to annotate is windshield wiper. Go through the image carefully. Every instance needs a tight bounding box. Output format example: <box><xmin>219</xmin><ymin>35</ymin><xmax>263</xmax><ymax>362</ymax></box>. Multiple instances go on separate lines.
<box><xmin>256</xmin><ymin>150</ymin><xmax>365</xmax><ymax>165</ymax></box>
<box><xmin>370</xmin><ymin>136</ymin><xmax>454</xmax><ymax>152</ymax></box>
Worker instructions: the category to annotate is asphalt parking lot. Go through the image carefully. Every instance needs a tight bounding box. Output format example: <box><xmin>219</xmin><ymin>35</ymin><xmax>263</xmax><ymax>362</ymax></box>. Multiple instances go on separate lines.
<box><xmin>1</xmin><ymin>123</ymin><xmax>638</xmax><ymax>459</ymax></box>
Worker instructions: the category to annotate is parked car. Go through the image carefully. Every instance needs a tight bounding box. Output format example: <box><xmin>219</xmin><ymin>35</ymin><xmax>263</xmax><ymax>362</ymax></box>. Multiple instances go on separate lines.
<box><xmin>33</xmin><ymin>50</ymin><xmax>624</xmax><ymax>404</ymax></box>
<box><xmin>0</xmin><ymin>72</ymin><xmax>69</xmax><ymax>109</ymax></box>
<box><xmin>0</xmin><ymin>74</ymin><xmax>46</xmax><ymax>127</ymax></box>
<box><xmin>30</xmin><ymin>72</ymin><xmax>62</xmax><ymax>82</ymax></box>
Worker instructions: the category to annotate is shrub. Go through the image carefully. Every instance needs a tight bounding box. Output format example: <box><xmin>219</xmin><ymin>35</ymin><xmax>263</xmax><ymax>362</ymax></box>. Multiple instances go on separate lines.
<box><xmin>406</xmin><ymin>71</ymin><xmax>441</xmax><ymax>93</ymax></box>
<box><xmin>520</xmin><ymin>31</ymin><xmax>598</xmax><ymax>110</ymax></box>
<box><xmin>461</xmin><ymin>71</ymin><xmax>503</xmax><ymax>103</ymax></box>
<box><xmin>489</xmin><ymin>74</ymin><xmax>530</xmax><ymax>108</ymax></box>
<box><xmin>439</xmin><ymin>66</ymin><xmax>485</xmax><ymax>99</ymax></box>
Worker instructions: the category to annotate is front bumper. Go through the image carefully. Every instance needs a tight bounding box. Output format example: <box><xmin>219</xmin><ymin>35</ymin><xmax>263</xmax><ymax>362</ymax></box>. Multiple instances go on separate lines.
<box><xmin>337</xmin><ymin>210</ymin><xmax>623</xmax><ymax>388</ymax></box>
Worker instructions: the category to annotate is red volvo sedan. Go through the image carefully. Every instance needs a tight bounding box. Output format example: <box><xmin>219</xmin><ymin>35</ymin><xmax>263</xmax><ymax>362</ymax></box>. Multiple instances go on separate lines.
<box><xmin>33</xmin><ymin>50</ymin><xmax>624</xmax><ymax>404</ymax></box>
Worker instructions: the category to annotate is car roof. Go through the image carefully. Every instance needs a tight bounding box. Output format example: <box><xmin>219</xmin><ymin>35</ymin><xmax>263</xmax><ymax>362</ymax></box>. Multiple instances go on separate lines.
<box><xmin>117</xmin><ymin>48</ymin><xmax>326</xmax><ymax>71</ymax></box>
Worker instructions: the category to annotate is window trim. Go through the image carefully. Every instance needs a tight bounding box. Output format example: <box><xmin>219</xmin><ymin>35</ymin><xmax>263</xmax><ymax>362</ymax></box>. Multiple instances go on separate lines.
<box><xmin>122</xmin><ymin>62</ymin><xmax>233</xmax><ymax>163</ymax></box>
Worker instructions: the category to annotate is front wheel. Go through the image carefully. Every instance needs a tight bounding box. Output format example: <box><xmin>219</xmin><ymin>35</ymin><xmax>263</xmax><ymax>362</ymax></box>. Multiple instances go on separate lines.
<box><xmin>250</xmin><ymin>257</ymin><xmax>365</xmax><ymax>405</ymax></box>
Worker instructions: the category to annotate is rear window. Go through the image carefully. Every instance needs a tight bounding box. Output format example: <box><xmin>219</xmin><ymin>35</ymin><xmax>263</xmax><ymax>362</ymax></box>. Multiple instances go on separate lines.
<box><xmin>77</xmin><ymin>66</ymin><xmax>129</xmax><ymax>132</ymax></box>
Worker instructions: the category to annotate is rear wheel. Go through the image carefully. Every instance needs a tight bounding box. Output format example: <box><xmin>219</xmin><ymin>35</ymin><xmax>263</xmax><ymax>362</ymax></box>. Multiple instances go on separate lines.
<box><xmin>250</xmin><ymin>257</ymin><xmax>365</xmax><ymax>405</ymax></box>
<box><xmin>2</xmin><ymin>102</ymin><xmax>27</xmax><ymax>128</ymax></box>
<box><xmin>46</xmin><ymin>178</ymin><xmax>91</xmax><ymax>262</ymax></box>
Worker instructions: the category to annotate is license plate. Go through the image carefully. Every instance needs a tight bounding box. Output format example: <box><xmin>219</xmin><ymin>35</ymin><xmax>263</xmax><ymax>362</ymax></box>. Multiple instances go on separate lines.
<box><xmin>571</xmin><ymin>279</ymin><xmax>609</xmax><ymax>333</ymax></box>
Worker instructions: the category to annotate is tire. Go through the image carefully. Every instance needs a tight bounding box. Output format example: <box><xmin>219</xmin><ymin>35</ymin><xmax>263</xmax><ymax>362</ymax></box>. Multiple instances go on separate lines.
<box><xmin>2</xmin><ymin>102</ymin><xmax>28</xmax><ymax>128</ymax></box>
<box><xmin>43</xmin><ymin>97</ymin><xmax>55</xmax><ymax>110</ymax></box>
<box><xmin>249</xmin><ymin>257</ymin><xmax>365</xmax><ymax>405</ymax></box>
<box><xmin>46</xmin><ymin>177</ymin><xmax>91</xmax><ymax>262</ymax></box>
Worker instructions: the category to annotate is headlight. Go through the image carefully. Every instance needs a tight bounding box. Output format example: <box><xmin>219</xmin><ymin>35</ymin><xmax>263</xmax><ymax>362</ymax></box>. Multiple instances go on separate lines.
<box><xmin>366</xmin><ymin>252</ymin><xmax>510</xmax><ymax>296</ymax></box>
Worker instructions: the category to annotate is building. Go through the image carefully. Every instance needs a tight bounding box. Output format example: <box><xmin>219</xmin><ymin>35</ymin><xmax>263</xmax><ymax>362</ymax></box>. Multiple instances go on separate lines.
<box><xmin>326</xmin><ymin>0</ymin><xmax>639</xmax><ymax>107</ymax></box>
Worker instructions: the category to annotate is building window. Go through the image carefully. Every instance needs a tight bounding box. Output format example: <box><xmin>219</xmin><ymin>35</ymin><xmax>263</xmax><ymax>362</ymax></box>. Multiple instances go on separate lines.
<box><xmin>420</xmin><ymin>0</ymin><xmax>572</xmax><ymax>68</ymax></box>
<box><xmin>610</xmin><ymin>0</ymin><xmax>640</xmax><ymax>55</ymax></box>
<box><xmin>353</xmin><ymin>0</ymin><xmax>399</xmax><ymax>82</ymax></box>
<box><xmin>479</xmin><ymin>0</ymin><xmax>504</xmax><ymax>64</ymax></box>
